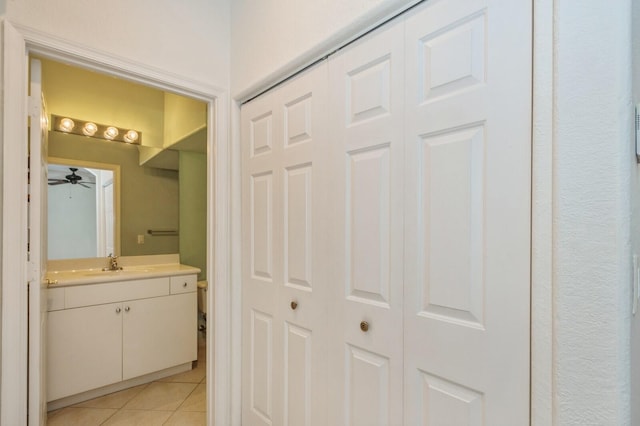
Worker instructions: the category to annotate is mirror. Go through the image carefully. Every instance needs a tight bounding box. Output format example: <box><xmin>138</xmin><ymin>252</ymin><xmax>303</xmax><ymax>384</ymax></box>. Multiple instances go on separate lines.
<box><xmin>47</xmin><ymin>157</ymin><xmax>121</xmax><ymax>260</ymax></box>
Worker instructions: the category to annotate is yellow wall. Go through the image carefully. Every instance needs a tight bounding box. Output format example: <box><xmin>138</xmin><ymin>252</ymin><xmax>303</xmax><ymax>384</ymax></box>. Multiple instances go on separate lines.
<box><xmin>164</xmin><ymin>93</ymin><xmax>207</xmax><ymax>148</ymax></box>
<box><xmin>41</xmin><ymin>58</ymin><xmax>165</xmax><ymax>148</ymax></box>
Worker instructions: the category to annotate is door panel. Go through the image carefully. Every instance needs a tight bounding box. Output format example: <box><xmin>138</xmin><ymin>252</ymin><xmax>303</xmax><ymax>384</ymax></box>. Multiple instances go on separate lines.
<box><xmin>403</xmin><ymin>0</ymin><xmax>531</xmax><ymax>424</ymax></box>
<box><xmin>243</xmin><ymin>88</ymin><xmax>280</xmax><ymax>426</ymax></box>
<box><xmin>251</xmin><ymin>172</ymin><xmax>274</xmax><ymax>281</ymax></box>
<box><xmin>283</xmin><ymin>323</ymin><xmax>312</xmax><ymax>426</ymax></box>
<box><xmin>327</xmin><ymin>21</ymin><xmax>404</xmax><ymax>426</ymax></box>
<box><xmin>346</xmin><ymin>345</ymin><xmax>390</xmax><ymax>426</ymax></box>
<box><xmin>284</xmin><ymin>164</ymin><xmax>312</xmax><ymax>289</ymax></box>
<box><xmin>420</xmin><ymin>126</ymin><xmax>484</xmax><ymax>326</ymax></box>
<box><xmin>242</xmin><ymin>63</ymin><xmax>329</xmax><ymax>426</ymax></box>
<box><xmin>249</xmin><ymin>309</ymin><xmax>274</xmax><ymax>424</ymax></box>
<box><xmin>278</xmin><ymin>66</ymin><xmax>329</xmax><ymax>426</ymax></box>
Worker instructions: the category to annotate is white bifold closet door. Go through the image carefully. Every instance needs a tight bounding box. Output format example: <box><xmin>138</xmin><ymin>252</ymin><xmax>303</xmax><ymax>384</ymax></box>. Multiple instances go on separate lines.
<box><xmin>326</xmin><ymin>20</ymin><xmax>405</xmax><ymax>426</ymax></box>
<box><xmin>241</xmin><ymin>63</ymin><xmax>329</xmax><ymax>426</ymax></box>
<box><xmin>241</xmin><ymin>0</ymin><xmax>531</xmax><ymax>424</ymax></box>
<box><xmin>402</xmin><ymin>0</ymin><xmax>531</xmax><ymax>424</ymax></box>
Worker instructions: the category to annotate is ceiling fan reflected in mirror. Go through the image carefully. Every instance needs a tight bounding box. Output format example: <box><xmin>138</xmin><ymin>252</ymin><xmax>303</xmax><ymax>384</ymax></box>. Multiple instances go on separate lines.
<box><xmin>48</xmin><ymin>167</ymin><xmax>96</xmax><ymax>189</ymax></box>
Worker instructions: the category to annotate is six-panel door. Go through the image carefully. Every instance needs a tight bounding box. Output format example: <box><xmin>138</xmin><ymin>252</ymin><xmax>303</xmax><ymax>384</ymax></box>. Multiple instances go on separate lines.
<box><xmin>241</xmin><ymin>0</ymin><xmax>531</xmax><ymax>423</ymax></box>
<box><xmin>241</xmin><ymin>63</ymin><xmax>329</xmax><ymax>426</ymax></box>
<box><xmin>403</xmin><ymin>1</ymin><xmax>531</xmax><ymax>424</ymax></box>
<box><xmin>327</xmin><ymin>20</ymin><xmax>405</xmax><ymax>426</ymax></box>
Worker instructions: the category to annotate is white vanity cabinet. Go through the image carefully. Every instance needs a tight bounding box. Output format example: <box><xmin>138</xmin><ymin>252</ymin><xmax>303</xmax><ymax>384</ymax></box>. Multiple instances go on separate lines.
<box><xmin>47</xmin><ymin>274</ymin><xmax>197</xmax><ymax>402</ymax></box>
<box><xmin>123</xmin><ymin>292</ymin><xmax>196</xmax><ymax>379</ymax></box>
<box><xmin>47</xmin><ymin>302</ymin><xmax>123</xmax><ymax>401</ymax></box>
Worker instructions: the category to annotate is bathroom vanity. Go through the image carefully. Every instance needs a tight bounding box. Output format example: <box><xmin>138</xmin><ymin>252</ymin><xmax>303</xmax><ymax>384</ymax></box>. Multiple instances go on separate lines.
<box><xmin>45</xmin><ymin>254</ymin><xmax>200</xmax><ymax>409</ymax></box>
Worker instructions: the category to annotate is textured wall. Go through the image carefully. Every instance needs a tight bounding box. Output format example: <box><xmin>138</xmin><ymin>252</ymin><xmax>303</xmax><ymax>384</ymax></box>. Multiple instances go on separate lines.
<box><xmin>553</xmin><ymin>1</ymin><xmax>632</xmax><ymax>423</ymax></box>
<box><xmin>631</xmin><ymin>0</ymin><xmax>640</xmax><ymax>423</ymax></box>
<box><xmin>4</xmin><ymin>0</ymin><xmax>230</xmax><ymax>89</ymax></box>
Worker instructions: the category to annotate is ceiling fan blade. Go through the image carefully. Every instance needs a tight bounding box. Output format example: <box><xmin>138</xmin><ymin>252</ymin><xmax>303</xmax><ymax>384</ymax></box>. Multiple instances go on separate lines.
<box><xmin>48</xmin><ymin>181</ymin><xmax>69</xmax><ymax>186</ymax></box>
<box><xmin>78</xmin><ymin>183</ymin><xmax>91</xmax><ymax>188</ymax></box>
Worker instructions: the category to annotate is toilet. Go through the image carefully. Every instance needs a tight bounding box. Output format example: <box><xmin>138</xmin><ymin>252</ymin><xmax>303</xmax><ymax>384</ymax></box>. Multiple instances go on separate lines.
<box><xmin>197</xmin><ymin>280</ymin><xmax>208</xmax><ymax>332</ymax></box>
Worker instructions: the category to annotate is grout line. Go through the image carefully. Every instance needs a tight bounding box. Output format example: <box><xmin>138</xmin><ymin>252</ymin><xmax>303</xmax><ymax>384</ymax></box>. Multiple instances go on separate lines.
<box><xmin>58</xmin><ymin>351</ymin><xmax>207</xmax><ymax>425</ymax></box>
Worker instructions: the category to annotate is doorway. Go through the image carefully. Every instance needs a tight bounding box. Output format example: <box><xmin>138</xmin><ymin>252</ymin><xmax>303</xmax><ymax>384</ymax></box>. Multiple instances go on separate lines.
<box><xmin>39</xmin><ymin>56</ymin><xmax>210</xmax><ymax>423</ymax></box>
<box><xmin>1</xmin><ymin>23</ymin><xmax>230</xmax><ymax>426</ymax></box>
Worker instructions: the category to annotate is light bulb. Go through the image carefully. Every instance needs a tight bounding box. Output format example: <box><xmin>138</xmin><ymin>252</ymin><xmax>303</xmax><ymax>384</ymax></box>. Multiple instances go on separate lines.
<box><xmin>104</xmin><ymin>126</ymin><xmax>119</xmax><ymax>140</ymax></box>
<box><xmin>82</xmin><ymin>122</ymin><xmax>98</xmax><ymax>136</ymax></box>
<box><xmin>124</xmin><ymin>130</ymin><xmax>139</xmax><ymax>143</ymax></box>
<box><xmin>59</xmin><ymin>118</ymin><xmax>75</xmax><ymax>132</ymax></box>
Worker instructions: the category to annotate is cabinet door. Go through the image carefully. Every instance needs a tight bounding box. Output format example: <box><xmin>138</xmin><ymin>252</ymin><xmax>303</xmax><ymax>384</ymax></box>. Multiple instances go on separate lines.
<box><xmin>47</xmin><ymin>303</ymin><xmax>123</xmax><ymax>401</ymax></box>
<box><xmin>122</xmin><ymin>293</ymin><xmax>197</xmax><ymax>380</ymax></box>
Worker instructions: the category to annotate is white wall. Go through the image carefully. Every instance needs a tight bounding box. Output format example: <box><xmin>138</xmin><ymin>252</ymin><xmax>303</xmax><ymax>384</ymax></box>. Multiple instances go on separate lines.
<box><xmin>551</xmin><ymin>1</ymin><xmax>632</xmax><ymax>424</ymax></box>
<box><xmin>2</xmin><ymin>0</ymin><xmax>230</xmax><ymax>89</ymax></box>
<box><xmin>230</xmin><ymin>0</ymin><xmax>418</xmax><ymax>96</ymax></box>
<box><xmin>631</xmin><ymin>0</ymin><xmax>640</xmax><ymax>423</ymax></box>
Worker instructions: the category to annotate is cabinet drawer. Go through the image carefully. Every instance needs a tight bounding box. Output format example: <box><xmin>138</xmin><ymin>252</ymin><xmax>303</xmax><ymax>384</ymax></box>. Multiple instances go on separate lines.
<box><xmin>170</xmin><ymin>275</ymin><xmax>197</xmax><ymax>294</ymax></box>
<box><xmin>65</xmin><ymin>277</ymin><xmax>170</xmax><ymax>308</ymax></box>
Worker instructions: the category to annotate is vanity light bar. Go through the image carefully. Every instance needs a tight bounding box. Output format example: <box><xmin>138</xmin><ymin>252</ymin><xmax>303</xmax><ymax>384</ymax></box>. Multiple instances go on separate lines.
<box><xmin>52</xmin><ymin>115</ymin><xmax>142</xmax><ymax>145</ymax></box>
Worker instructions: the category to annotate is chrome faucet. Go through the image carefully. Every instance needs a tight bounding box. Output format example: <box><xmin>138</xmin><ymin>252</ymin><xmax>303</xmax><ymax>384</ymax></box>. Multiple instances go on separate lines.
<box><xmin>104</xmin><ymin>253</ymin><xmax>123</xmax><ymax>271</ymax></box>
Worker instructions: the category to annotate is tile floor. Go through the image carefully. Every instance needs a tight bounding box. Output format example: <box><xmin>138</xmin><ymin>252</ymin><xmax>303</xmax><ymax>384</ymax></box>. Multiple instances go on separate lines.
<box><xmin>47</xmin><ymin>335</ymin><xmax>208</xmax><ymax>426</ymax></box>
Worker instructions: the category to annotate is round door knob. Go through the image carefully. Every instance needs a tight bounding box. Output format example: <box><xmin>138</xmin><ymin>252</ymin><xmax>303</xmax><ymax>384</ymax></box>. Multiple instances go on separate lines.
<box><xmin>116</xmin><ymin>307</ymin><xmax>121</xmax><ymax>313</ymax></box>
<box><xmin>290</xmin><ymin>301</ymin><xmax>298</xmax><ymax>310</ymax></box>
<box><xmin>124</xmin><ymin>306</ymin><xmax>130</xmax><ymax>312</ymax></box>
<box><xmin>183</xmin><ymin>282</ymin><xmax>188</xmax><ymax>288</ymax></box>
<box><xmin>360</xmin><ymin>321</ymin><xmax>369</xmax><ymax>332</ymax></box>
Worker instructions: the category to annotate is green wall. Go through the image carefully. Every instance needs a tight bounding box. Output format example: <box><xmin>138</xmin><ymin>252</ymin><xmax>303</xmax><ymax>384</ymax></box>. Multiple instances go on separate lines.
<box><xmin>179</xmin><ymin>151</ymin><xmax>207</xmax><ymax>280</ymax></box>
<box><xmin>49</xmin><ymin>132</ymin><xmax>179</xmax><ymax>256</ymax></box>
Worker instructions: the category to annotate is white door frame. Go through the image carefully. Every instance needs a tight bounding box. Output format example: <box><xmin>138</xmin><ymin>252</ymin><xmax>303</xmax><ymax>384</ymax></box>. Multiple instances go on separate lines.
<box><xmin>0</xmin><ymin>21</ymin><xmax>235</xmax><ymax>426</ymax></box>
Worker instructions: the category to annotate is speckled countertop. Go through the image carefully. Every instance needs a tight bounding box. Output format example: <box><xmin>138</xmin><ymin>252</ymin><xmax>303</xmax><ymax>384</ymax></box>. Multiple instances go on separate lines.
<box><xmin>46</xmin><ymin>254</ymin><xmax>200</xmax><ymax>287</ymax></box>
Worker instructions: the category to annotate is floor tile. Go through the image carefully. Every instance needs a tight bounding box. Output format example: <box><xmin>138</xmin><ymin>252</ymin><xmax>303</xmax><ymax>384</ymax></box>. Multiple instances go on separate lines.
<box><xmin>47</xmin><ymin>407</ymin><xmax>116</xmax><ymax>426</ymax></box>
<box><xmin>164</xmin><ymin>410</ymin><xmax>206</xmax><ymax>425</ymax></box>
<box><xmin>124</xmin><ymin>382</ymin><xmax>197</xmax><ymax>411</ymax></box>
<box><xmin>73</xmin><ymin>384</ymin><xmax>148</xmax><ymax>409</ymax></box>
<box><xmin>179</xmin><ymin>384</ymin><xmax>206</xmax><ymax>412</ymax></box>
<box><xmin>101</xmin><ymin>409</ymin><xmax>172</xmax><ymax>425</ymax></box>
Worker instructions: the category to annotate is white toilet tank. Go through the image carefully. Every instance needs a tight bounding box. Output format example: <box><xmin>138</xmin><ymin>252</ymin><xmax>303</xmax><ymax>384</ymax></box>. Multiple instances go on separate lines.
<box><xmin>197</xmin><ymin>280</ymin><xmax>208</xmax><ymax>314</ymax></box>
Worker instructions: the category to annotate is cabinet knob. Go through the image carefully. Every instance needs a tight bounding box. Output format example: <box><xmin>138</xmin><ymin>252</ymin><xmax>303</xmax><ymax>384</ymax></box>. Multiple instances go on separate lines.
<box><xmin>183</xmin><ymin>282</ymin><xmax>188</xmax><ymax>288</ymax></box>
<box><xmin>360</xmin><ymin>321</ymin><xmax>369</xmax><ymax>332</ymax></box>
<box><xmin>290</xmin><ymin>301</ymin><xmax>298</xmax><ymax>310</ymax></box>
<box><xmin>115</xmin><ymin>307</ymin><xmax>121</xmax><ymax>314</ymax></box>
<box><xmin>124</xmin><ymin>306</ymin><xmax>130</xmax><ymax>312</ymax></box>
